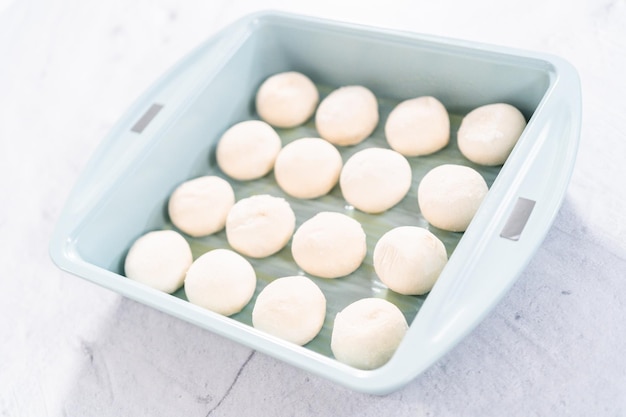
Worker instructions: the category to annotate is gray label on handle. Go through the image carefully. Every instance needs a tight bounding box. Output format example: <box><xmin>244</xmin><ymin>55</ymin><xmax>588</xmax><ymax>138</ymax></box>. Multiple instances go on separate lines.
<box><xmin>500</xmin><ymin>197</ymin><xmax>536</xmax><ymax>241</ymax></box>
<box><xmin>131</xmin><ymin>103</ymin><xmax>164</xmax><ymax>133</ymax></box>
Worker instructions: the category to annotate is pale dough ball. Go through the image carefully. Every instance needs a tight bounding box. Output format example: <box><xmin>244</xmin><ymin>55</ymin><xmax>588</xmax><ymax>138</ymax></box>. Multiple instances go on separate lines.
<box><xmin>184</xmin><ymin>249</ymin><xmax>256</xmax><ymax>316</ymax></box>
<box><xmin>255</xmin><ymin>71</ymin><xmax>319</xmax><ymax>128</ymax></box>
<box><xmin>331</xmin><ymin>298</ymin><xmax>408</xmax><ymax>370</ymax></box>
<box><xmin>373</xmin><ymin>226</ymin><xmax>448</xmax><ymax>295</ymax></box>
<box><xmin>274</xmin><ymin>138</ymin><xmax>343</xmax><ymax>199</ymax></box>
<box><xmin>315</xmin><ymin>85</ymin><xmax>379</xmax><ymax>146</ymax></box>
<box><xmin>216</xmin><ymin>120</ymin><xmax>282</xmax><ymax>180</ymax></box>
<box><xmin>252</xmin><ymin>276</ymin><xmax>326</xmax><ymax>345</ymax></box>
<box><xmin>340</xmin><ymin>148</ymin><xmax>412</xmax><ymax>213</ymax></box>
<box><xmin>226</xmin><ymin>194</ymin><xmax>295</xmax><ymax>258</ymax></box>
<box><xmin>124</xmin><ymin>230</ymin><xmax>192</xmax><ymax>293</ymax></box>
<box><xmin>417</xmin><ymin>164</ymin><xmax>488</xmax><ymax>232</ymax></box>
<box><xmin>385</xmin><ymin>96</ymin><xmax>450</xmax><ymax>156</ymax></box>
<box><xmin>291</xmin><ymin>212</ymin><xmax>366</xmax><ymax>279</ymax></box>
<box><xmin>457</xmin><ymin>103</ymin><xmax>527</xmax><ymax>166</ymax></box>
<box><xmin>168</xmin><ymin>176</ymin><xmax>235</xmax><ymax>237</ymax></box>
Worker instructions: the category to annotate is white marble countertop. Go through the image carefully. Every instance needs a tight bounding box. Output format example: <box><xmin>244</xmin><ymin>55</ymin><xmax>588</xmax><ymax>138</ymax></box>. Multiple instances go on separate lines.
<box><xmin>2</xmin><ymin>0</ymin><xmax>626</xmax><ymax>415</ymax></box>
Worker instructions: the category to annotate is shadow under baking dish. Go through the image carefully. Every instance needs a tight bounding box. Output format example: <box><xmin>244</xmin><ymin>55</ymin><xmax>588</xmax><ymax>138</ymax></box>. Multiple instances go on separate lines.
<box><xmin>52</xmin><ymin>12</ymin><xmax>579</xmax><ymax>393</ymax></box>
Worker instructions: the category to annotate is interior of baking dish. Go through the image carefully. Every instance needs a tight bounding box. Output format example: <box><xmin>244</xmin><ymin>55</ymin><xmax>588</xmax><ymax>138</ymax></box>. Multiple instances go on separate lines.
<box><xmin>50</xmin><ymin>11</ymin><xmax>580</xmax><ymax>394</ymax></box>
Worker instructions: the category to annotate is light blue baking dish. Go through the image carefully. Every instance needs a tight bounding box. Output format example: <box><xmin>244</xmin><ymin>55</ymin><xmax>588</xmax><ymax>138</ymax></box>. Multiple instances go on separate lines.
<box><xmin>49</xmin><ymin>11</ymin><xmax>581</xmax><ymax>394</ymax></box>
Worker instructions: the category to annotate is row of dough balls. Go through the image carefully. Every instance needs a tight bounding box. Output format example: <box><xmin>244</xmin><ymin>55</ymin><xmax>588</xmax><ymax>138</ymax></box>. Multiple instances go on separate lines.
<box><xmin>215</xmin><ymin>124</ymin><xmax>488</xmax><ymax>231</ymax></box>
<box><xmin>168</xmin><ymin>163</ymin><xmax>486</xmax><ymax>280</ymax></box>
<box><xmin>167</xmin><ymin>180</ymin><xmax>450</xmax><ymax>291</ymax></box>
<box><xmin>217</xmin><ymin>124</ymin><xmax>413</xmax><ymax>214</ymax></box>
<box><xmin>165</xmin><ymin>173</ymin><xmax>458</xmax><ymax>289</ymax></box>
<box><xmin>124</xmin><ymin>230</ymin><xmax>407</xmax><ymax>369</ymax></box>
<box><xmin>254</xmin><ymin>71</ymin><xmax>527</xmax><ymax>166</ymax></box>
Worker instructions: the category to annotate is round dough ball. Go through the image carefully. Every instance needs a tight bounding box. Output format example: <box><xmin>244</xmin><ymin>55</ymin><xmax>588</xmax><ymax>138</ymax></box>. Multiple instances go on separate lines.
<box><xmin>417</xmin><ymin>164</ymin><xmax>488</xmax><ymax>232</ymax></box>
<box><xmin>255</xmin><ymin>71</ymin><xmax>319</xmax><ymax>128</ymax></box>
<box><xmin>124</xmin><ymin>230</ymin><xmax>192</xmax><ymax>293</ymax></box>
<box><xmin>373</xmin><ymin>226</ymin><xmax>448</xmax><ymax>295</ymax></box>
<box><xmin>315</xmin><ymin>85</ymin><xmax>379</xmax><ymax>146</ymax></box>
<box><xmin>252</xmin><ymin>276</ymin><xmax>326</xmax><ymax>345</ymax></box>
<box><xmin>385</xmin><ymin>96</ymin><xmax>450</xmax><ymax>156</ymax></box>
<box><xmin>340</xmin><ymin>148</ymin><xmax>412</xmax><ymax>213</ymax></box>
<box><xmin>216</xmin><ymin>120</ymin><xmax>282</xmax><ymax>180</ymax></box>
<box><xmin>274</xmin><ymin>138</ymin><xmax>343</xmax><ymax>199</ymax></box>
<box><xmin>291</xmin><ymin>212</ymin><xmax>366</xmax><ymax>279</ymax></box>
<box><xmin>184</xmin><ymin>249</ymin><xmax>256</xmax><ymax>316</ymax></box>
<box><xmin>168</xmin><ymin>176</ymin><xmax>235</xmax><ymax>237</ymax></box>
<box><xmin>226</xmin><ymin>194</ymin><xmax>295</xmax><ymax>258</ymax></box>
<box><xmin>457</xmin><ymin>103</ymin><xmax>527</xmax><ymax>166</ymax></box>
<box><xmin>331</xmin><ymin>298</ymin><xmax>408</xmax><ymax>370</ymax></box>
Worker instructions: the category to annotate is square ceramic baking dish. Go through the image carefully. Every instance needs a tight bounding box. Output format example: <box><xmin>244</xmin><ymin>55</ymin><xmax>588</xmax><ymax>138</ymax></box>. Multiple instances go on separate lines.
<box><xmin>49</xmin><ymin>11</ymin><xmax>581</xmax><ymax>394</ymax></box>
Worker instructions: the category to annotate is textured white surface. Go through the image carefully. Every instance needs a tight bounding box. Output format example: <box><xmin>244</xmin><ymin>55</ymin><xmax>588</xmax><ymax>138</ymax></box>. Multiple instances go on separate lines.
<box><xmin>1</xmin><ymin>0</ymin><xmax>626</xmax><ymax>415</ymax></box>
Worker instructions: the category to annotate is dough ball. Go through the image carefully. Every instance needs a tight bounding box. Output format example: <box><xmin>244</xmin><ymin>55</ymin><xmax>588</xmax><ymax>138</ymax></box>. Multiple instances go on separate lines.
<box><xmin>291</xmin><ymin>212</ymin><xmax>366</xmax><ymax>279</ymax></box>
<box><xmin>331</xmin><ymin>298</ymin><xmax>408</xmax><ymax>370</ymax></box>
<box><xmin>274</xmin><ymin>138</ymin><xmax>343</xmax><ymax>199</ymax></box>
<box><xmin>384</xmin><ymin>96</ymin><xmax>450</xmax><ymax>156</ymax></box>
<box><xmin>168</xmin><ymin>176</ymin><xmax>235</xmax><ymax>237</ymax></box>
<box><xmin>124</xmin><ymin>230</ymin><xmax>192</xmax><ymax>293</ymax></box>
<box><xmin>226</xmin><ymin>194</ymin><xmax>295</xmax><ymax>258</ymax></box>
<box><xmin>417</xmin><ymin>164</ymin><xmax>488</xmax><ymax>232</ymax></box>
<box><xmin>340</xmin><ymin>148</ymin><xmax>412</xmax><ymax>213</ymax></box>
<box><xmin>252</xmin><ymin>276</ymin><xmax>326</xmax><ymax>345</ymax></box>
<box><xmin>315</xmin><ymin>85</ymin><xmax>379</xmax><ymax>146</ymax></box>
<box><xmin>255</xmin><ymin>71</ymin><xmax>319</xmax><ymax>128</ymax></box>
<box><xmin>184</xmin><ymin>249</ymin><xmax>256</xmax><ymax>316</ymax></box>
<box><xmin>216</xmin><ymin>120</ymin><xmax>282</xmax><ymax>180</ymax></box>
<box><xmin>457</xmin><ymin>103</ymin><xmax>527</xmax><ymax>166</ymax></box>
<box><xmin>373</xmin><ymin>226</ymin><xmax>448</xmax><ymax>295</ymax></box>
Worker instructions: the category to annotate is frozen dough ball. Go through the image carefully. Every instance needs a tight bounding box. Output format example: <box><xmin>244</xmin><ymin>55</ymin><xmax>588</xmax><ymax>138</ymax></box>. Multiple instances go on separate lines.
<box><xmin>124</xmin><ymin>230</ymin><xmax>192</xmax><ymax>293</ymax></box>
<box><xmin>184</xmin><ymin>249</ymin><xmax>256</xmax><ymax>316</ymax></box>
<box><xmin>373</xmin><ymin>226</ymin><xmax>448</xmax><ymax>295</ymax></box>
<box><xmin>457</xmin><ymin>103</ymin><xmax>527</xmax><ymax>166</ymax></box>
<box><xmin>291</xmin><ymin>212</ymin><xmax>367</xmax><ymax>279</ymax></box>
<box><xmin>226</xmin><ymin>194</ymin><xmax>296</xmax><ymax>258</ymax></box>
<box><xmin>331</xmin><ymin>298</ymin><xmax>408</xmax><ymax>370</ymax></box>
<box><xmin>216</xmin><ymin>120</ymin><xmax>282</xmax><ymax>180</ymax></box>
<box><xmin>252</xmin><ymin>276</ymin><xmax>326</xmax><ymax>345</ymax></box>
<box><xmin>274</xmin><ymin>138</ymin><xmax>343</xmax><ymax>199</ymax></box>
<box><xmin>384</xmin><ymin>96</ymin><xmax>450</xmax><ymax>156</ymax></box>
<box><xmin>417</xmin><ymin>164</ymin><xmax>488</xmax><ymax>232</ymax></box>
<box><xmin>315</xmin><ymin>85</ymin><xmax>379</xmax><ymax>146</ymax></box>
<box><xmin>168</xmin><ymin>176</ymin><xmax>235</xmax><ymax>237</ymax></box>
<box><xmin>340</xmin><ymin>148</ymin><xmax>412</xmax><ymax>214</ymax></box>
<box><xmin>255</xmin><ymin>71</ymin><xmax>319</xmax><ymax>128</ymax></box>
